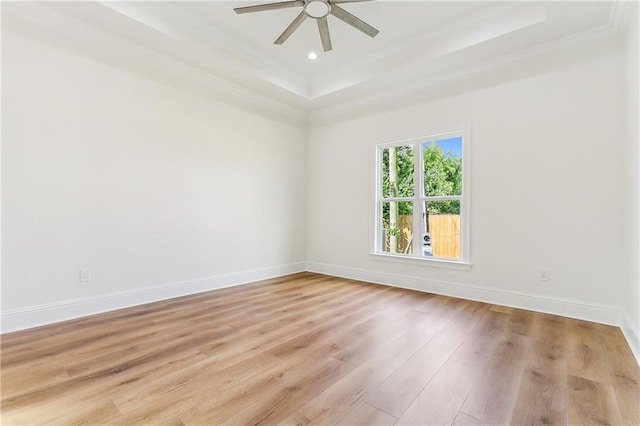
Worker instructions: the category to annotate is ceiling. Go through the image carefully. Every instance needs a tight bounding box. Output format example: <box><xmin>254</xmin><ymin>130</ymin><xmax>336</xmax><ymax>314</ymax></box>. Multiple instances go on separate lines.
<box><xmin>2</xmin><ymin>1</ymin><xmax>634</xmax><ymax>122</ymax></box>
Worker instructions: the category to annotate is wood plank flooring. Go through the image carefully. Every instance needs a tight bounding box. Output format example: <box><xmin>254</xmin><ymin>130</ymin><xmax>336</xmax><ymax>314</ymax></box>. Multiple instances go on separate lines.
<box><xmin>1</xmin><ymin>272</ymin><xmax>638</xmax><ymax>425</ymax></box>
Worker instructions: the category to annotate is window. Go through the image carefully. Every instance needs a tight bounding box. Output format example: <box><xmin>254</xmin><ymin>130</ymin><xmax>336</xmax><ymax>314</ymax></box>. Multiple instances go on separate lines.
<box><xmin>375</xmin><ymin>131</ymin><xmax>468</xmax><ymax>263</ymax></box>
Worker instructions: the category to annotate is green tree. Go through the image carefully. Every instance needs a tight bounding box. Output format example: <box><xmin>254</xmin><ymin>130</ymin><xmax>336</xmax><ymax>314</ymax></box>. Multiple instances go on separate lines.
<box><xmin>423</xmin><ymin>143</ymin><xmax>461</xmax><ymax>214</ymax></box>
<box><xmin>381</xmin><ymin>146</ymin><xmax>414</xmax><ymax>252</ymax></box>
<box><xmin>381</xmin><ymin>143</ymin><xmax>461</xmax><ymax>252</ymax></box>
<box><xmin>382</xmin><ymin>145</ymin><xmax>414</xmax><ymax>214</ymax></box>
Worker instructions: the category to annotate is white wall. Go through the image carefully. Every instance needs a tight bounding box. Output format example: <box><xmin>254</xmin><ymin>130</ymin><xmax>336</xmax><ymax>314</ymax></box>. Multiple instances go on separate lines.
<box><xmin>1</xmin><ymin>31</ymin><xmax>307</xmax><ymax>329</ymax></box>
<box><xmin>623</xmin><ymin>12</ymin><xmax>639</xmax><ymax>358</ymax></box>
<box><xmin>307</xmin><ymin>43</ymin><xmax>628</xmax><ymax>326</ymax></box>
<box><xmin>2</xmin><ymin>8</ymin><xmax>637</xmax><ymax>364</ymax></box>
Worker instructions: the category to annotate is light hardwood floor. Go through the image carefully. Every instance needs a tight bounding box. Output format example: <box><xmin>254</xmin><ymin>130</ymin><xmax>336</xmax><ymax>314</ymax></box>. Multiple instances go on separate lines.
<box><xmin>1</xmin><ymin>272</ymin><xmax>638</xmax><ymax>425</ymax></box>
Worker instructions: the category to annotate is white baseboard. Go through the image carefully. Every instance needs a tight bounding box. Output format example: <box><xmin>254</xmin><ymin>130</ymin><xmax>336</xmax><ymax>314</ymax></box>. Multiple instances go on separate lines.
<box><xmin>1</xmin><ymin>262</ymin><xmax>306</xmax><ymax>334</ymax></box>
<box><xmin>306</xmin><ymin>261</ymin><xmax>624</xmax><ymax>327</ymax></box>
<box><xmin>309</xmin><ymin>261</ymin><xmax>640</xmax><ymax>365</ymax></box>
<box><xmin>621</xmin><ymin>311</ymin><xmax>640</xmax><ymax>366</ymax></box>
<box><xmin>4</xmin><ymin>260</ymin><xmax>637</xmax><ymax>366</ymax></box>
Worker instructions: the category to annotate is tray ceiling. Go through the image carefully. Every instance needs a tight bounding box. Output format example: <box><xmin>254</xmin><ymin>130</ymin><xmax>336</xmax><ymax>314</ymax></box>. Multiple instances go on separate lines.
<box><xmin>2</xmin><ymin>1</ymin><xmax>632</xmax><ymax>122</ymax></box>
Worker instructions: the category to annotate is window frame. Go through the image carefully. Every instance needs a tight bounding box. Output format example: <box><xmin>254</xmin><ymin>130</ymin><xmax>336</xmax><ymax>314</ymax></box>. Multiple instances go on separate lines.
<box><xmin>372</xmin><ymin>129</ymin><xmax>471</xmax><ymax>267</ymax></box>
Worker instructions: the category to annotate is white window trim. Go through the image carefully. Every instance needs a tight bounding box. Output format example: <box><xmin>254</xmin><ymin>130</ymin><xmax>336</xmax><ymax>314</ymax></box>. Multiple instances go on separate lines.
<box><xmin>368</xmin><ymin>252</ymin><xmax>473</xmax><ymax>270</ymax></box>
<box><xmin>372</xmin><ymin>128</ymin><xmax>471</xmax><ymax>268</ymax></box>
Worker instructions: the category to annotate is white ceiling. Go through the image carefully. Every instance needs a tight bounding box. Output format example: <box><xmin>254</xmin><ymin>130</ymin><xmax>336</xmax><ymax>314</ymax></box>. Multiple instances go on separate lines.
<box><xmin>2</xmin><ymin>1</ymin><xmax>633</xmax><ymax>122</ymax></box>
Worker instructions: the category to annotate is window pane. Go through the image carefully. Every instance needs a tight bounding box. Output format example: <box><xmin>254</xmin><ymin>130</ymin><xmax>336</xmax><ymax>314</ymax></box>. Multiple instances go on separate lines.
<box><xmin>423</xmin><ymin>137</ymin><xmax>462</xmax><ymax>197</ymax></box>
<box><xmin>382</xmin><ymin>146</ymin><xmax>414</xmax><ymax>198</ymax></box>
<box><xmin>381</xmin><ymin>201</ymin><xmax>413</xmax><ymax>254</ymax></box>
<box><xmin>422</xmin><ymin>200</ymin><xmax>460</xmax><ymax>259</ymax></box>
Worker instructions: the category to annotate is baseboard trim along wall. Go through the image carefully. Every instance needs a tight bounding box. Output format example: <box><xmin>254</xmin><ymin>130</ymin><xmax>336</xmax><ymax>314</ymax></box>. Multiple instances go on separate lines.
<box><xmin>307</xmin><ymin>262</ymin><xmax>640</xmax><ymax>365</ymax></box>
<box><xmin>307</xmin><ymin>262</ymin><xmax>640</xmax><ymax>364</ymax></box>
<box><xmin>306</xmin><ymin>261</ymin><xmax>625</xmax><ymax>328</ymax></box>
<box><xmin>1</xmin><ymin>262</ymin><xmax>306</xmax><ymax>334</ymax></box>
<box><xmin>622</xmin><ymin>311</ymin><xmax>640</xmax><ymax>364</ymax></box>
<box><xmin>3</xmin><ymin>260</ymin><xmax>637</xmax><ymax>366</ymax></box>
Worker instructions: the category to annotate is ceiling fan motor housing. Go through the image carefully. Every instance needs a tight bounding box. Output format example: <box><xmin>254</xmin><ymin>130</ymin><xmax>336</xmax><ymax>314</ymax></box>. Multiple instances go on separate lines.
<box><xmin>305</xmin><ymin>0</ymin><xmax>330</xmax><ymax>19</ymax></box>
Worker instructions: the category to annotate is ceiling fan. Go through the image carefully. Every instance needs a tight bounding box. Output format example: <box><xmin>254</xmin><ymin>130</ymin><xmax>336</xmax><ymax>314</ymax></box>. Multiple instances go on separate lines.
<box><xmin>234</xmin><ymin>0</ymin><xmax>379</xmax><ymax>52</ymax></box>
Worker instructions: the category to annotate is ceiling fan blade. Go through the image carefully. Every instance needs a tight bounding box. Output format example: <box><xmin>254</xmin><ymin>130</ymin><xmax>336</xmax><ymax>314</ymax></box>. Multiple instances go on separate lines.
<box><xmin>275</xmin><ymin>11</ymin><xmax>307</xmax><ymax>45</ymax></box>
<box><xmin>234</xmin><ymin>0</ymin><xmax>304</xmax><ymax>14</ymax></box>
<box><xmin>317</xmin><ymin>17</ymin><xmax>332</xmax><ymax>52</ymax></box>
<box><xmin>330</xmin><ymin>4</ymin><xmax>379</xmax><ymax>38</ymax></box>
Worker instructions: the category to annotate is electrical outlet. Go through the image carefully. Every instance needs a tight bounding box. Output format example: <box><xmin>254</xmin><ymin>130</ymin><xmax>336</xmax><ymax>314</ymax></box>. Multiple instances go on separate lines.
<box><xmin>80</xmin><ymin>268</ymin><xmax>91</xmax><ymax>282</ymax></box>
<box><xmin>539</xmin><ymin>269</ymin><xmax>549</xmax><ymax>281</ymax></box>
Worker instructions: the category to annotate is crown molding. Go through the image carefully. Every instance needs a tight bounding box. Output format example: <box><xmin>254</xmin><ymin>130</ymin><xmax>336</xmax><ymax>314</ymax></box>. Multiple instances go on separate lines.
<box><xmin>308</xmin><ymin>2</ymin><xmax>544</xmax><ymax>98</ymax></box>
<box><xmin>309</xmin><ymin>13</ymin><xmax>627</xmax><ymax>125</ymax></box>
<box><xmin>611</xmin><ymin>0</ymin><xmax>638</xmax><ymax>37</ymax></box>
<box><xmin>2</xmin><ymin>1</ymin><xmax>632</xmax><ymax>125</ymax></box>
<box><xmin>98</xmin><ymin>1</ymin><xmax>311</xmax><ymax>98</ymax></box>
<box><xmin>2</xmin><ymin>2</ymin><xmax>309</xmax><ymax>125</ymax></box>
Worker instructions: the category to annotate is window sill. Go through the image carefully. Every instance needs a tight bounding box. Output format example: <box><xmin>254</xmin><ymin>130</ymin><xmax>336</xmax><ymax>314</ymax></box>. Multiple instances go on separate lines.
<box><xmin>368</xmin><ymin>252</ymin><xmax>473</xmax><ymax>271</ymax></box>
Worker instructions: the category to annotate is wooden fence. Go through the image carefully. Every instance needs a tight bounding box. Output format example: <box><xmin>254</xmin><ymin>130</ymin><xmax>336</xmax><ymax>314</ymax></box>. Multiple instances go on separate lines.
<box><xmin>388</xmin><ymin>214</ymin><xmax>460</xmax><ymax>258</ymax></box>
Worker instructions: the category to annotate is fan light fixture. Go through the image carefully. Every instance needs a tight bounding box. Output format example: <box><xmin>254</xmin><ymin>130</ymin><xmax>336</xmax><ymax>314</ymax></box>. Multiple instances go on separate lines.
<box><xmin>305</xmin><ymin>0</ymin><xmax>330</xmax><ymax>18</ymax></box>
<box><xmin>234</xmin><ymin>0</ymin><xmax>379</xmax><ymax>52</ymax></box>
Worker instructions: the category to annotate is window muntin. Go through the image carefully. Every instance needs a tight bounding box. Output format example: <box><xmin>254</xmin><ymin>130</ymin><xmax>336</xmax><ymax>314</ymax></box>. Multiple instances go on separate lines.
<box><xmin>376</xmin><ymin>132</ymin><xmax>466</xmax><ymax>262</ymax></box>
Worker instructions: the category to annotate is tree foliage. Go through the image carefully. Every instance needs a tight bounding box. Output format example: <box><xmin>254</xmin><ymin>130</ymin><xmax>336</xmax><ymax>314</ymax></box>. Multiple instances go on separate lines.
<box><xmin>423</xmin><ymin>143</ymin><xmax>461</xmax><ymax>214</ymax></box>
<box><xmin>382</xmin><ymin>146</ymin><xmax>414</xmax><ymax>215</ymax></box>
<box><xmin>382</xmin><ymin>143</ymin><xmax>461</xmax><ymax>216</ymax></box>
<box><xmin>381</xmin><ymin>142</ymin><xmax>462</xmax><ymax>252</ymax></box>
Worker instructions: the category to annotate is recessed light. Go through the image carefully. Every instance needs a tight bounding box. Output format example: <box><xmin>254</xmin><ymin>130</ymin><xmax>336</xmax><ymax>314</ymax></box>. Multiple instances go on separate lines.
<box><xmin>308</xmin><ymin>52</ymin><xmax>318</xmax><ymax>60</ymax></box>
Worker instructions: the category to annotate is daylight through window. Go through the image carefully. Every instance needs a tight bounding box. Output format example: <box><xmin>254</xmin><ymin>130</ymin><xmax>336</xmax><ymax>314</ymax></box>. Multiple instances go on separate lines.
<box><xmin>376</xmin><ymin>131</ymin><xmax>467</xmax><ymax>262</ymax></box>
